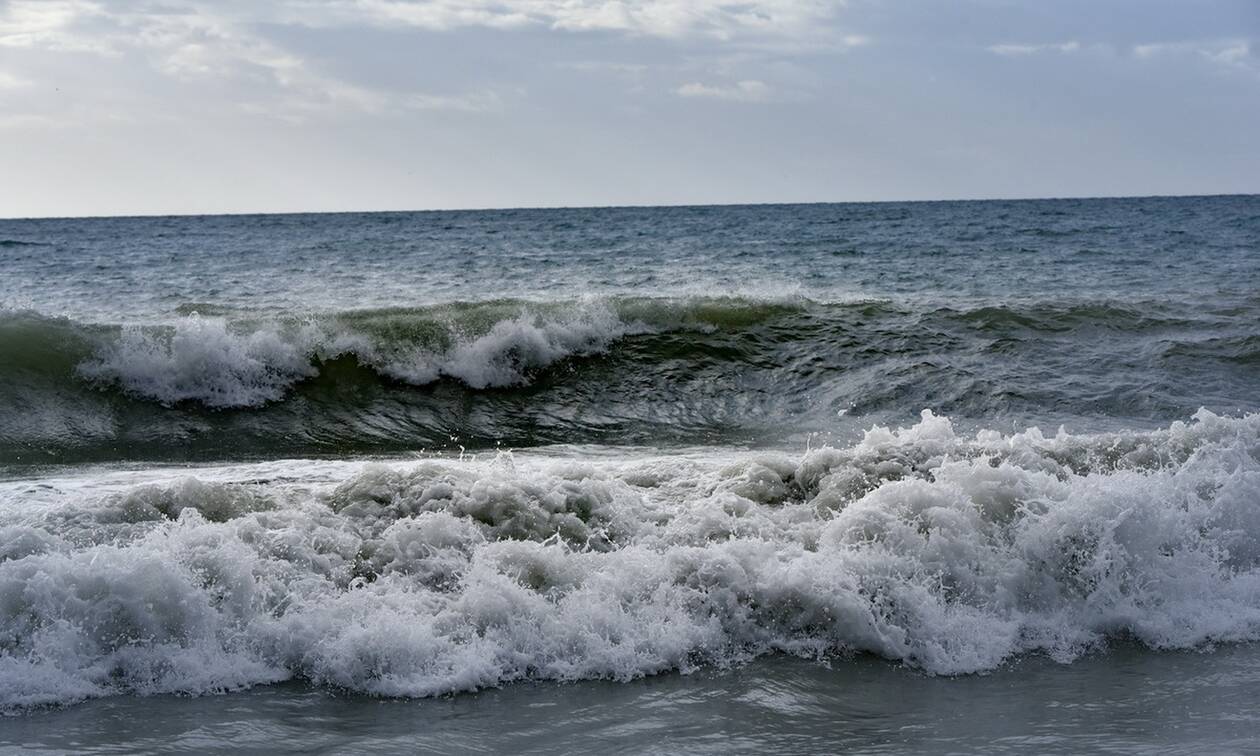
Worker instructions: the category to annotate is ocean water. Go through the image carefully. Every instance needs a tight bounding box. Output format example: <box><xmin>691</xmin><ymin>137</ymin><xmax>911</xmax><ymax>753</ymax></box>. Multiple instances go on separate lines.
<box><xmin>2</xmin><ymin>195</ymin><xmax>1260</xmax><ymax>752</ymax></box>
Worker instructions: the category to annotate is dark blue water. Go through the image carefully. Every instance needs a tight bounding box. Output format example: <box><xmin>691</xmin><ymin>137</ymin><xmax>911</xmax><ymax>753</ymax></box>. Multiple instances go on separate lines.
<box><xmin>2</xmin><ymin>196</ymin><xmax>1260</xmax><ymax>752</ymax></box>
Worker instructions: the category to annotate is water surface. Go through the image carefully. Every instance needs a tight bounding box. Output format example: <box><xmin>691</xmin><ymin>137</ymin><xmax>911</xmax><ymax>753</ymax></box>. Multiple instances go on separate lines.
<box><xmin>2</xmin><ymin>196</ymin><xmax>1259</xmax><ymax>752</ymax></box>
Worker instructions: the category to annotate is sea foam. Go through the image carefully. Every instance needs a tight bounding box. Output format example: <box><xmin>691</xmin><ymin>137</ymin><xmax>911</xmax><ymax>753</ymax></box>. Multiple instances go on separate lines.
<box><xmin>72</xmin><ymin>304</ymin><xmax>642</xmax><ymax>407</ymax></box>
<box><xmin>3</xmin><ymin>409</ymin><xmax>1260</xmax><ymax>711</ymax></box>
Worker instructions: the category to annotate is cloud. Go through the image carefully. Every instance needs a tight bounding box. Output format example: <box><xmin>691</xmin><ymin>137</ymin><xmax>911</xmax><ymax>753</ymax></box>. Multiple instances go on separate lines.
<box><xmin>986</xmin><ymin>37</ymin><xmax>1258</xmax><ymax>78</ymax></box>
<box><xmin>404</xmin><ymin>89</ymin><xmax>503</xmax><ymax>112</ymax></box>
<box><xmin>987</xmin><ymin>41</ymin><xmax>1081</xmax><ymax>56</ymax></box>
<box><xmin>675</xmin><ymin>78</ymin><xmax>770</xmax><ymax>101</ymax></box>
<box><xmin>1133</xmin><ymin>39</ymin><xmax>1258</xmax><ymax>77</ymax></box>
<box><xmin>0</xmin><ymin>0</ymin><xmax>509</xmax><ymax>121</ymax></box>
<box><xmin>0</xmin><ymin>0</ymin><xmax>117</xmax><ymax>53</ymax></box>
<box><xmin>315</xmin><ymin>0</ymin><xmax>849</xmax><ymax>42</ymax></box>
<box><xmin>0</xmin><ymin>0</ymin><xmax>865</xmax><ymax>124</ymax></box>
<box><xmin>1206</xmin><ymin>43</ymin><xmax>1251</xmax><ymax>66</ymax></box>
<box><xmin>0</xmin><ymin>1</ymin><xmax>858</xmax><ymax>55</ymax></box>
<box><xmin>0</xmin><ymin>71</ymin><xmax>34</xmax><ymax>89</ymax></box>
<box><xmin>557</xmin><ymin>60</ymin><xmax>651</xmax><ymax>75</ymax></box>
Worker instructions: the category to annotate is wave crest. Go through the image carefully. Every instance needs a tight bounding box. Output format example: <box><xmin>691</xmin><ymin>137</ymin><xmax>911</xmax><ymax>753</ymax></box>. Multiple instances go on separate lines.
<box><xmin>2</xmin><ymin>295</ymin><xmax>1259</xmax><ymax>465</ymax></box>
<box><xmin>74</xmin><ymin>303</ymin><xmax>643</xmax><ymax>407</ymax></box>
<box><xmin>78</xmin><ymin>317</ymin><xmax>319</xmax><ymax>408</ymax></box>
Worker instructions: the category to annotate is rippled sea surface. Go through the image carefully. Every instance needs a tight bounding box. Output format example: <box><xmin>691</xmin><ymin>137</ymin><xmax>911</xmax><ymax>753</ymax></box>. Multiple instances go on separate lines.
<box><xmin>1</xmin><ymin>196</ymin><xmax>1259</xmax><ymax>752</ymax></box>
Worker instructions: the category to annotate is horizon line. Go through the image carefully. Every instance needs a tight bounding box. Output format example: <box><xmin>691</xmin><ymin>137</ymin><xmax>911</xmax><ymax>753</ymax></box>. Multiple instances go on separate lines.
<box><xmin>3</xmin><ymin>191</ymin><xmax>1257</xmax><ymax>222</ymax></box>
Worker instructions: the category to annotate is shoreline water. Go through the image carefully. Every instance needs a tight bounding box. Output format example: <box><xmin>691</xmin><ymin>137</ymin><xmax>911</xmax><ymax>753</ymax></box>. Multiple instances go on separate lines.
<box><xmin>4</xmin><ymin>409</ymin><xmax>1260</xmax><ymax>713</ymax></box>
<box><xmin>5</xmin><ymin>644</ymin><xmax>1260</xmax><ymax>754</ymax></box>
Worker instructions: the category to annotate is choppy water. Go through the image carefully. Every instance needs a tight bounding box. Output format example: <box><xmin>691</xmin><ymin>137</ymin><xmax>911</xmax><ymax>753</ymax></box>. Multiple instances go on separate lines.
<box><xmin>2</xmin><ymin>196</ymin><xmax>1259</xmax><ymax>751</ymax></box>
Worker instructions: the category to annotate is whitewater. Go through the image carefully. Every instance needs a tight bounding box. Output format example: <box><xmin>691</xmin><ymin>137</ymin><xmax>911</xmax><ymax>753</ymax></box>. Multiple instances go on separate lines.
<box><xmin>4</xmin><ymin>408</ymin><xmax>1260</xmax><ymax>711</ymax></box>
<box><xmin>2</xmin><ymin>196</ymin><xmax>1260</xmax><ymax>751</ymax></box>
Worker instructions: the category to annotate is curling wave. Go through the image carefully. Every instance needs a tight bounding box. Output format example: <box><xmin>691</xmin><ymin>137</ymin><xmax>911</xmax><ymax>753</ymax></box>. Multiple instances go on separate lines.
<box><xmin>1</xmin><ymin>295</ymin><xmax>1257</xmax><ymax>465</ymax></box>
<box><xmin>3</xmin><ymin>297</ymin><xmax>805</xmax><ymax>406</ymax></box>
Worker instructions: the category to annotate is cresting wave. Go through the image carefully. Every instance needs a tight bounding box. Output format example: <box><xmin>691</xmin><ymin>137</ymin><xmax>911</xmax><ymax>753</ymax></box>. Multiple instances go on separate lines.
<box><xmin>82</xmin><ymin>302</ymin><xmax>649</xmax><ymax>405</ymax></box>
<box><xmin>4</xmin><ymin>294</ymin><xmax>1257</xmax><ymax>465</ymax></box>
<box><xmin>0</xmin><ymin>297</ymin><xmax>823</xmax><ymax>462</ymax></box>
<box><xmin>4</xmin><ymin>295</ymin><xmax>1236</xmax><ymax>410</ymax></box>
<box><xmin>3</xmin><ymin>297</ymin><xmax>804</xmax><ymax>408</ymax></box>
<box><xmin>3</xmin><ymin>409</ymin><xmax>1260</xmax><ymax>711</ymax></box>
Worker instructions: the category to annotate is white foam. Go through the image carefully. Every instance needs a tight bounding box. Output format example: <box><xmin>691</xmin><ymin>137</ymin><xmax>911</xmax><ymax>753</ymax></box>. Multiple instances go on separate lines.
<box><xmin>376</xmin><ymin>306</ymin><xmax>642</xmax><ymax>388</ymax></box>
<box><xmin>77</xmin><ymin>316</ymin><xmax>318</xmax><ymax>408</ymax></box>
<box><xmin>4</xmin><ymin>410</ymin><xmax>1260</xmax><ymax>710</ymax></box>
<box><xmin>74</xmin><ymin>304</ymin><xmax>643</xmax><ymax>406</ymax></box>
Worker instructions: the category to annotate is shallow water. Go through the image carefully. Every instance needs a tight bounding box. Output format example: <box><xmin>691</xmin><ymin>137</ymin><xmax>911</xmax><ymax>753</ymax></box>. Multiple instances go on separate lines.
<box><xmin>5</xmin><ymin>646</ymin><xmax>1260</xmax><ymax>755</ymax></box>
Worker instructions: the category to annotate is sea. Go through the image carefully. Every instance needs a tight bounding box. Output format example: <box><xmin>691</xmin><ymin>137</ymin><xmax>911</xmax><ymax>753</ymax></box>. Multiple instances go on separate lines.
<box><xmin>1</xmin><ymin>195</ymin><xmax>1259</xmax><ymax>753</ymax></box>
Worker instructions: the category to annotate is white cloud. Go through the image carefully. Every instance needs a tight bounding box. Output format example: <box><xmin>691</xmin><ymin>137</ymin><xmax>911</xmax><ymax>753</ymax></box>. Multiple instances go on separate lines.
<box><xmin>675</xmin><ymin>78</ymin><xmax>769</xmax><ymax>101</ymax></box>
<box><xmin>316</xmin><ymin>0</ymin><xmax>848</xmax><ymax>42</ymax></box>
<box><xmin>0</xmin><ymin>0</ymin><xmax>864</xmax><ymax>123</ymax></box>
<box><xmin>986</xmin><ymin>37</ymin><xmax>1257</xmax><ymax>77</ymax></box>
<box><xmin>0</xmin><ymin>71</ymin><xmax>34</xmax><ymax>89</ymax></box>
<box><xmin>0</xmin><ymin>0</ymin><xmax>116</xmax><ymax>53</ymax></box>
<box><xmin>557</xmin><ymin>60</ymin><xmax>651</xmax><ymax>75</ymax></box>
<box><xmin>405</xmin><ymin>89</ymin><xmax>503</xmax><ymax>112</ymax></box>
<box><xmin>0</xmin><ymin>1</ymin><xmax>856</xmax><ymax>52</ymax></box>
<box><xmin>317</xmin><ymin>0</ymin><xmax>537</xmax><ymax>32</ymax></box>
<box><xmin>0</xmin><ymin>0</ymin><xmax>510</xmax><ymax>120</ymax></box>
<box><xmin>1133</xmin><ymin>42</ymin><xmax>1169</xmax><ymax>59</ymax></box>
<box><xmin>987</xmin><ymin>41</ymin><xmax>1081</xmax><ymax>56</ymax></box>
<box><xmin>1133</xmin><ymin>39</ymin><xmax>1258</xmax><ymax>77</ymax></box>
<box><xmin>1206</xmin><ymin>43</ymin><xmax>1250</xmax><ymax>66</ymax></box>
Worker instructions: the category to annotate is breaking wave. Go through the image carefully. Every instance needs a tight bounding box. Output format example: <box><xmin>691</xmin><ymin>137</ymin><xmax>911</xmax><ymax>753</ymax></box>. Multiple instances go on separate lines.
<box><xmin>5</xmin><ymin>298</ymin><xmax>799</xmax><ymax>409</ymax></box>
<box><xmin>76</xmin><ymin>303</ymin><xmax>647</xmax><ymax>407</ymax></box>
<box><xmin>2</xmin><ymin>294</ymin><xmax>1258</xmax><ymax>465</ymax></box>
<box><xmin>3</xmin><ymin>410</ymin><xmax>1260</xmax><ymax>710</ymax></box>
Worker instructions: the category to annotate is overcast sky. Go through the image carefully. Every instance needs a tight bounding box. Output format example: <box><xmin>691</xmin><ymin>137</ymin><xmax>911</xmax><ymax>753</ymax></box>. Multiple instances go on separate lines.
<box><xmin>1</xmin><ymin>0</ymin><xmax>1257</xmax><ymax>217</ymax></box>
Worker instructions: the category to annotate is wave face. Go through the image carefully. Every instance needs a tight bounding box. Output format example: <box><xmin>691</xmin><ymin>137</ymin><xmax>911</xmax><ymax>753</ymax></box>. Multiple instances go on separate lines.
<box><xmin>3</xmin><ymin>411</ymin><xmax>1260</xmax><ymax>710</ymax></box>
<box><xmin>4</xmin><ymin>293</ymin><xmax>1260</xmax><ymax>466</ymax></box>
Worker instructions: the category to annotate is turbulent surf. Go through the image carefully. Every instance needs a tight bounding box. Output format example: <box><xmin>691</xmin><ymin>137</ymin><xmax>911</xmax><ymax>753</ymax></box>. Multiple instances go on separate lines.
<box><xmin>4</xmin><ymin>410</ymin><xmax>1260</xmax><ymax>710</ymax></box>
<box><xmin>1</xmin><ymin>195</ymin><xmax>1259</xmax><ymax>714</ymax></box>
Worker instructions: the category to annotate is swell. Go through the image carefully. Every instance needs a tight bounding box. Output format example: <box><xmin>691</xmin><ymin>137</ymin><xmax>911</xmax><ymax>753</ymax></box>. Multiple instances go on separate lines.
<box><xmin>3</xmin><ymin>410</ymin><xmax>1260</xmax><ymax>710</ymax></box>
<box><xmin>1</xmin><ymin>296</ymin><xmax>1257</xmax><ymax>466</ymax></box>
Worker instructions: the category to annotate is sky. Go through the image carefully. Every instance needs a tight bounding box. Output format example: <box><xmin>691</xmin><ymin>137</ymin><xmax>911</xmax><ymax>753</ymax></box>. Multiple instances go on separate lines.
<box><xmin>0</xmin><ymin>0</ymin><xmax>1258</xmax><ymax>217</ymax></box>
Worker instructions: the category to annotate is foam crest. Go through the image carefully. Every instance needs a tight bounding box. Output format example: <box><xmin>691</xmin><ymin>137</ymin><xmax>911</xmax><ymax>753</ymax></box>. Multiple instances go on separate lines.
<box><xmin>71</xmin><ymin>303</ymin><xmax>641</xmax><ymax>407</ymax></box>
<box><xmin>4</xmin><ymin>410</ymin><xmax>1260</xmax><ymax>710</ymax></box>
<box><xmin>376</xmin><ymin>306</ymin><xmax>641</xmax><ymax>388</ymax></box>
<box><xmin>77</xmin><ymin>316</ymin><xmax>318</xmax><ymax>408</ymax></box>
